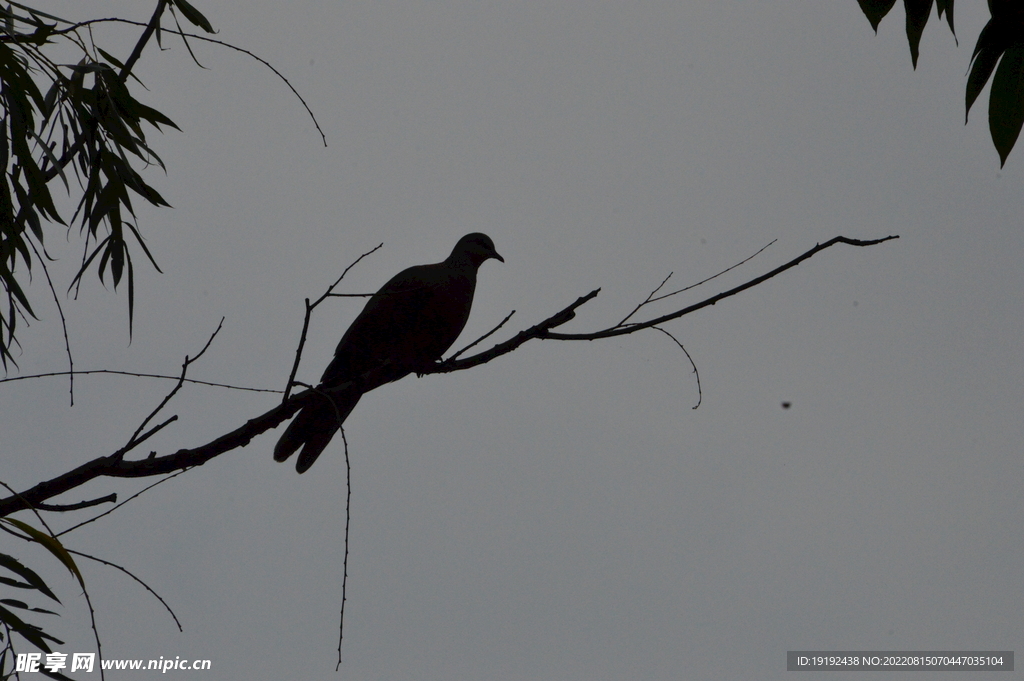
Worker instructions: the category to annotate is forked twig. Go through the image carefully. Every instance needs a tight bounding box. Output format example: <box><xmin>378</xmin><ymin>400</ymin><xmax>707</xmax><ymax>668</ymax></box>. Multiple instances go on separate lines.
<box><xmin>283</xmin><ymin>243</ymin><xmax>384</xmax><ymax>401</ymax></box>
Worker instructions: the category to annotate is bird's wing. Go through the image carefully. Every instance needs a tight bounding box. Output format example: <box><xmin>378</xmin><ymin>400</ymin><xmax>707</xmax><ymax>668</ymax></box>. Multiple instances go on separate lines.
<box><xmin>319</xmin><ymin>261</ymin><xmax>476</xmax><ymax>387</ymax></box>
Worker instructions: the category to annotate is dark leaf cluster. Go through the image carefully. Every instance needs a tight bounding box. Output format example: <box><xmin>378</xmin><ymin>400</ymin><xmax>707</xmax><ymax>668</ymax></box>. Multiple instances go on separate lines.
<box><xmin>0</xmin><ymin>0</ymin><xmax>215</xmax><ymax>369</ymax></box>
<box><xmin>1</xmin><ymin>517</ymin><xmax>84</xmax><ymax>681</ymax></box>
<box><xmin>858</xmin><ymin>0</ymin><xmax>1024</xmax><ymax>166</ymax></box>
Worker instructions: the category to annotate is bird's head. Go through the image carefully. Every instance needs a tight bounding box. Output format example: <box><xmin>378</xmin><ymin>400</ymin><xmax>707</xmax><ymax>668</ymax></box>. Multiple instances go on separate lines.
<box><xmin>452</xmin><ymin>233</ymin><xmax>504</xmax><ymax>266</ymax></box>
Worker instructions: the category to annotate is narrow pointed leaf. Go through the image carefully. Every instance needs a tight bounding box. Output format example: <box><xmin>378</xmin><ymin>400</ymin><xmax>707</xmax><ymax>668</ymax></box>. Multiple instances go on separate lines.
<box><xmin>109</xmin><ymin>214</ymin><xmax>125</xmax><ymax>287</ymax></box>
<box><xmin>0</xmin><ymin>519</ymin><xmax>83</xmax><ymax>588</ymax></box>
<box><xmin>989</xmin><ymin>45</ymin><xmax>1024</xmax><ymax>166</ymax></box>
<box><xmin>125</xmin><ymin>221</ymin><xmax>162</xmax><ymax>271</ymax></box>
<box><xmin>0</xmin><ymin>602</ymin><xmax>54</xmax><ymax>652</ymax></box>
<box><xmin>96</xmin><ymin>47</ymin><xmax>145</xmax><ymax>87</ymax></box>
<box><xmin>68</xmin><ymin>236</ymin><xmax>110</xmax><ymax>292</ymax></box>
<box><xmin>0</xmin><ymin>261</ymin><xmax>35</xmax><ymax>315</ymax></box>
<box><xmin>134</xmin><ymin>101</ymin><xmax>180</xmax><ymax>131</ymax></box>
<box><xmin>967</xmin><ymin>43</ymin><xmax>1003</xmax><ymax>120</ymax></box>
<box><xmin>66</xmin><ymin>62</ymin><xmax>112</xmax><ymax>75</ymax></box>
<box><xmin>171</xmin><ymin>0</ymin><xmax>215</xmax><ymax>33</ymax></box>
<box><xmin>41</xmin><ymin>79</ymin><xmax>61</xmax><ymax>116</ymax></box>
<box><xmin>858</xmin><ymin>0</ymin><xmax>898</xmax><ymax>32</ymax></box>
<box><xmin>26</xmin><ymin>128</ymin><xmax>68</xmax><ymax>192</ymax></box>
<box><xmin>127</xmin><ymin>253</ymin><xmax>135</xmax><ymax>339</ymax></box>
<box><xmin>5</xmin><ymin>1</ymin><xmax>67</xmax><ymax>25</ymax></box>
<box><xmin>0</xmin><ymin>598</ymin><xmax>58</xmax><ymax>615</ymax></box>
<box><xmin>935</xmin><ymin>0</ymin><xmax>955</xmax><ymax>37</ymax></box>
<box><xmin>0</xmin><ymin>553</ymin><xmax>60</xmax><ymax>602</ymax></box>
<box><xmin>905</xmin><ymin>0</ymin><xmax>934</xmax><ymax>69</ymax></box>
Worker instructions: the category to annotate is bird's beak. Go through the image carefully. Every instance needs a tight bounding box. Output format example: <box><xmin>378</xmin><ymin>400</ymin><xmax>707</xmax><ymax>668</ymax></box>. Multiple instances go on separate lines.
<box><xmin>493</xmin><ymin>251</ymin><xmax>505</xmax><ymax>263</ymax></box>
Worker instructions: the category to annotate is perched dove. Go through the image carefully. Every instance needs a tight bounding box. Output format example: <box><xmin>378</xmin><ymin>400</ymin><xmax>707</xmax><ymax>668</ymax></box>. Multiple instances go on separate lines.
<box><xmin>274</xmin><ymin>233</ymin><xmax>503</xmax><ymax>473</ymax></box>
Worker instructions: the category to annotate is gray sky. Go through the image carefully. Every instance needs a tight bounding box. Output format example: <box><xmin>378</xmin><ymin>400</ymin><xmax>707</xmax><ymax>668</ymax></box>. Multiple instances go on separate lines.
<box><xmin>3</xmin><ymin>1</ymin><xmax>1022</xmax><ymax>679</ymax></box>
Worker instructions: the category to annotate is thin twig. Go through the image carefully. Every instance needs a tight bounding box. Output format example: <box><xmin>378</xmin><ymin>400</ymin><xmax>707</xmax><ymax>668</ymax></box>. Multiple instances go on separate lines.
<box><xmin>78</xmin><ymin>576</ymin><xmax>106</xmax><ymax>681</ymax></box>
<box><xmin>126</xmin><ymin>319</ymin><xmax>222</xmax><ymax>447</ymax></box>
<box><xmin>283</xmin><ymin>299</ymin><xmax>314</xmax><ymax>403</ymax></box>
<box><xmin>652</xmin><ymin>325</ymin><xmax>701</xmax><ymax>409</ymax></box>
<box><xmin>336</xmin><ymin>426</ymin><xmax>351</xmax><ymax>670</ymax></box>
<box><xmin>648</xmin><ymin>239</ymin><xmax>777</xmax><ymax>305</ymax></box>
<box><xmin>286</xmin><ymin>383</ymin><xmax>355</xmax><ymax>667</ymax></box>
<box><xmin>618</xmin><ymin>239</ymin><xmax>777</xmax><ymax>327</ymax></box>
<box><xmin>57</xmin><ymin>470</ymin><xmax>189</xmax><ymax>537</ymax></box>
<box><xmin>446</xmin><ymin>310</ymin><xmax>515</xmax><ymax>362</ymax></box>
<box><xmin>617</xmin><ymin>272</ymin><xmax>674</xmax><ymax>327</ymax></box>
<box><xmin>125</xmin><ymin>415</ymin><xmax>179</xmax><ymax>456</ymax></box>
<box><xmin>0</xmin><ymin>369</ymin><xmax>280</xmax><ymax>393</ymax></box>
<box><xmin>66</xmin><ymin>548</ymin><xmax>183</xmax><ymax>632</ymax></box>
<box><xmin>315</xmin><ymin>244</ymin><xmax>385</xmax><ymax>308</ymax></box>
<box><xmin>27</xmin><ymin>241</ymin><xmax>74</xmax><ymax>405</ymax></box>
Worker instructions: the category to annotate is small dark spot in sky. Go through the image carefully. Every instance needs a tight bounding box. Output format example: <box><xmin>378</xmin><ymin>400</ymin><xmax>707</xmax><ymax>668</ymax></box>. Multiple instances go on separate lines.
<box><xmin>781</xmin><ymin>401</ymin><xmax>791</xmax><ymax>409</ymax></box>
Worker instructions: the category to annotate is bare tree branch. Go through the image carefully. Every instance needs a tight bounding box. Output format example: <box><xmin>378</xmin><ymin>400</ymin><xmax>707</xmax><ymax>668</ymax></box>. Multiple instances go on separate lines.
<box><xmin>0</xmin><ymin>234</ymin><xmax>898</xmax><ymax>517</ymax></box>
<box><xmin>537</xmin><ymin>235</ymin><xmax>899</xmax><ymax>341</ymax></box>
<box><xmin>33</xmin><ymin>494</ymin><xmax>116</xmax><ymax>513</ymax></box>
<box><xmin>126</xmin><ymin>317</ymin><xmax>222</xmax><ymax>447</ymax></box>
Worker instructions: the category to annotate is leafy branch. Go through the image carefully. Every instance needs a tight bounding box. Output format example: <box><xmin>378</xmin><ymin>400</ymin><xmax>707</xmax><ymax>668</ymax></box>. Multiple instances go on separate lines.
<box><xmin>0</xmin><ymin>0</ymin><xmax>323</xmax><ymax>375</ymax></box>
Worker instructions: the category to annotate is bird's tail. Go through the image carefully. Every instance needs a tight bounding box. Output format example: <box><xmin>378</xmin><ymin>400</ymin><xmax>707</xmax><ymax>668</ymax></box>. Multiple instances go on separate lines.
<box><xmin>273</xmin><ymin>390</ymin><xmax>362</xmax><ymax>473</ymax></box>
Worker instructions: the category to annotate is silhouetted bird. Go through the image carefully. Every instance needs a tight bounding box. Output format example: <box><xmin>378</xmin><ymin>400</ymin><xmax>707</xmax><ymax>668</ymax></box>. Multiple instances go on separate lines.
<box><xmin>274</xmin><ymin>233</ymin><xmax>503</xmax><ymax>473</ymax></box>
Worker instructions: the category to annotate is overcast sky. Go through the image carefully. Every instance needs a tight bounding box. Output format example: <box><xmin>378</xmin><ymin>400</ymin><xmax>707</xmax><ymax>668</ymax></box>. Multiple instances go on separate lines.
<box><xmin>3</xmin><ymin>1</ymin><xmax>1022</xmax><ymax>679</ymax></box>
